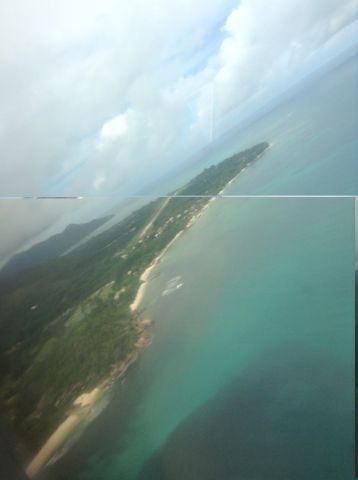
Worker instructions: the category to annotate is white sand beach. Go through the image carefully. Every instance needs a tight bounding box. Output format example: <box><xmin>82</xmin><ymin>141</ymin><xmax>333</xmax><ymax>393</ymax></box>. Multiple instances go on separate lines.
<box><xmin>26</xmin><ymin>386</ymin><xmax>101</xmax><ymax>478</ymax></box>
<box><xmin>130</xmin><ymin>230</ymin><xmax>184</xmax><ymax>312</ymax></box>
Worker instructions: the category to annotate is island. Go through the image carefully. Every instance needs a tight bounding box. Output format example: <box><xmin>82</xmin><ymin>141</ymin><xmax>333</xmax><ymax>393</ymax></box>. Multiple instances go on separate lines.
<box><xmin>0</xmin><ymin>141</ymin><xmax>269</xmax><ymax>477</ymax></box>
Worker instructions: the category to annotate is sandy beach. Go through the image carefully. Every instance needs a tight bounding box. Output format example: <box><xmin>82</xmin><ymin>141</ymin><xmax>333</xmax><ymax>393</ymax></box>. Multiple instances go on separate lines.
<box><xmin>130</xmin><ymin>230</ymin><xmax>184</xmax><ymax>312</ymax></box>
<box><xmin>26</xmin><ymin>155</ymin><xmax>268</xmax><ymax>477</ymax></box>
<box><xmin>129</xmin><ymin>147</ymin><xmax>274</xmax><ymax>314</ymax></box>
<box><xmin>26</xmin><ymin>387</ymin><xmax>102</xmax><ymax>478</ymax></box>
<box><xmin>129</xmin><ymin>281</ymin><xmax>147</xmax><ymax>311</ymax></box>
<box><xmin>26</xmin><ymin>415</ymin><xmax>80</xmax><ymax>478</ymax></box>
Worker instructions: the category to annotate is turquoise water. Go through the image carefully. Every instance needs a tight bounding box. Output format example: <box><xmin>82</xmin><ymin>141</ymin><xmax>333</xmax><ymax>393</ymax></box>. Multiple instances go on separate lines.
<box><xmin>224</xmin><ymin>56</ymin><xmax>358</xmax><ymax>196</ymax></box>
<box><xmin>48</xmin><ymin>56</ymin><xmax>357</xmax><ymax>480</ymax></box>
<box><xmin>152</xmin><ymin>55</ymin><xmax>358</xmax><ymax>197</ymax></box>
<box><xmin>51</xmin><ymin>196</ymin><xmax>355</xmax><ymax>480</ymax></box>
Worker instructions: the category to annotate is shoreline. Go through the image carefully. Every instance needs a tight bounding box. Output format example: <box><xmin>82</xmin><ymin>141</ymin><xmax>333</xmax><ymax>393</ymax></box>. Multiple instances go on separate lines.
<box><xmin>26</xmin><ymin>142</ymin><xmax>271</xmax><ymax>477</ymax></box>
<box><xmin>26</xmin><ymin>211</ymin><xmax>200</xmax><ymax>478</ymax></box>
<box><xmin>129</xmin><ymin>229</ymin><xmax>184</xmax><ymax>313</ymax></box>
<box><xmin>25</xmin><ymin>323</ymin><xmax>153</xmax><ymax>478</ymax></box>
<box><xmin>217</xmin><ymin>142</ymin><xmax>273</xmax><ymax>197</ymax></box>
<box><xmin>26</xmin><ymin>415</ymin><xmax>81</xmax><ymax>478</ymax></box>
<box><xmin>26</xmin><ymin>387</ymin><xmax>103</xmax><ymax>478</ymax></box>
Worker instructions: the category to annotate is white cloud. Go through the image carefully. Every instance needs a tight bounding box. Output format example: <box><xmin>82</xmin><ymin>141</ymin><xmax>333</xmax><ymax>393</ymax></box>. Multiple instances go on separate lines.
<box><xmin>93</xmin><ymin>174</ymin><xmax>107</xmax><ymax>191</ymax></box>
<box><xmin>210</xmin><ymin>0</ymin><xmax>358</xmax><ymax>122</ymax></box>
<box><xmin>0</xmin><ymin>0</ymin><xmax>357</xmax><ymax>259</ymax></box>
<box><xmin>99</xmin><ymin>112</ymin><xmax>130</xmax><ymax>144</ymax></box>
<box><xmin>1</xmin><ymin>0</ymin><xmax>356</xmax><ymax>197</ymax></box>
<box><xmin>101</xmin><ymin>115</ymin><xmax>128</xmax><ymax>140</ymax></box>
<box><xmin>0</xmin><ymin>0</ymin><xmax>236</xmax><ymax>195</ymax></box>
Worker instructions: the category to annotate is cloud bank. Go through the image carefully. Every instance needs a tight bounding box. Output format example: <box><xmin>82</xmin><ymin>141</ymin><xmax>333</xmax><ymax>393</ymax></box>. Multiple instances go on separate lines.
<box><xmin>0</xmin><ymin>0</ymin><xmax>356</xmax><ymax>197</ymax></box>
<box><xmin>0</xmin><ymin>0</ymin><xmax>357</xmax><ymax>262</ymax></box>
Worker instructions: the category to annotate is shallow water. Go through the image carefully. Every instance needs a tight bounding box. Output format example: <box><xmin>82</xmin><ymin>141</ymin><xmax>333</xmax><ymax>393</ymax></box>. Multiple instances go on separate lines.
<box><xmin>47</xmin><ymin>55</ymin><xmax>357</xmax><ymax>480</ymax></box>
<box><xmin>49</xmin><ymin>196</ymin><xmax>355</xmax><ymax>480</ymax></box>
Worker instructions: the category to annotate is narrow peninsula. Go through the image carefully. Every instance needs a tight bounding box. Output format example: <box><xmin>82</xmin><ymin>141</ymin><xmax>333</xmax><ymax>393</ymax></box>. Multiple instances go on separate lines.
<box><xmin>0</xmin><ymin>142</ymin><xmax>270</xmax><ymax>477</ymax></box>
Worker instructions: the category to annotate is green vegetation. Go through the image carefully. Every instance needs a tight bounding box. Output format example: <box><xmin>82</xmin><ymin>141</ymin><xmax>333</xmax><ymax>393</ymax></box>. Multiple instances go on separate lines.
<box><xmin>2</xmin><ymin>215</ymin><xmax>113</xmax><ymax>275</ymax></box>
<box><xmin>0</xmin><ymin>142</ymin><xmax>269</xmax><ymax>455</ymax></box>
<box><xmin>355</xmin><ymin>269</ymin><xmax>358</xmax><ymax>473</ymax></box>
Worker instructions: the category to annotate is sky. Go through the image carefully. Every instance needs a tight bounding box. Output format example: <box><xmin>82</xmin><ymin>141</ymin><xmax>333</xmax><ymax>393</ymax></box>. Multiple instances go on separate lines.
<box><xmin>0</xmin><ymin>0</ymin><xmax>357</xmax><ymax>265</ymax></box>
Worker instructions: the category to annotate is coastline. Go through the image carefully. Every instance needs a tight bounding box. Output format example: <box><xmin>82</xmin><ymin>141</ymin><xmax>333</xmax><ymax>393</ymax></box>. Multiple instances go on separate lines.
<box><xmin>25</xmin><ymin>142</ymin><xmax>271</xmax><ymax>477</ymax></box>
<box><xmin>26</xmin><ymin>415</ymin><xmax>81</xmax><ymax>478</ymax></box>
<box><xmin>26</xmin><ymin>387</ymin><xmax>103</xmax><ymax>478</ymax></box>
<box><xmin>218</xmin><ymin>141</ymin><xmax>273</xmax><ymax>197</ymax></box>
<box><xmin>25</xmin><ymin>204</ymin><xmax>204</xmax><ymax>478</ymax></box>
<box><xmin>129</xmin><ymin>230</ymin><xmax>184</xmax><ymax>312</ymax></box>
<box><xmin>25</xmin><ymin>324</ymin><xmax>153</xmax><ymax>478</ymax></box>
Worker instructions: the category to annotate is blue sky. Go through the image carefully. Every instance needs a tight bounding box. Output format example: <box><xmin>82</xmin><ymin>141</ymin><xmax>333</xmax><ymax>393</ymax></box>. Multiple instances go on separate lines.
<box><xmin>0</xmin><ymin>0</ymin><xmax>357</xmax><ymax>262</ymax></box>
<box><xmin>1</xmin><ymin>0</ymin><xmax>357</xmax><ymax>197</ymax></box>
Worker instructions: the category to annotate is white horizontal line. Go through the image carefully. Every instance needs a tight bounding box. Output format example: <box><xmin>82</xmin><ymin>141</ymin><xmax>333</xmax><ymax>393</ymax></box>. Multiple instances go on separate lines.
<box><xmin>0</xmin><ymin>194</ymin><xmax>356</xmax><ymax>200</ymax></box>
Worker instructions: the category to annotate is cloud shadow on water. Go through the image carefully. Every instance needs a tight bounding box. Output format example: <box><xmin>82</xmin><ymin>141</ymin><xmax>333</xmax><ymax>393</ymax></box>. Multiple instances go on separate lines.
<box><xmin>137</xmin><ymin>344</ymin><xmax>353</xmax><ymax>480</ymax></box>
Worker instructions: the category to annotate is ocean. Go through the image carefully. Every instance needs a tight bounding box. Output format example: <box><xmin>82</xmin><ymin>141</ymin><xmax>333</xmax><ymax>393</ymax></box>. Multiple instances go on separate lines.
<box><xmin>46</xmin><ymin>57</ymin><xmax>356</xmax><ymax>480</ymax></box>
<box><xmin>153</xmin><ymin>54</ymin><xmax>358</xmax><ymax>197</ymax></box>
<box><xmin>48</xmin><ymin>195</ymin><xmax>355</xmax><ymax>480</ymax></box>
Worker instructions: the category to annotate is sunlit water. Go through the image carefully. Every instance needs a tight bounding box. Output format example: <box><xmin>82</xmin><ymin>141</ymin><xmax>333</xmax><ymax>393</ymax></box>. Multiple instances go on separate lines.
<box><xmin>155</xmin><ymin>55</ymin><xmax>358</xmax><ymax>196</ymax></box>
<box><xmin>46</xmin><ymin>57</ymin><xmax>356</xmax><ymax>480</ymax></box>
<box><xmin>48</xmin><ymin>196</ymin><xmax>355</xmax><ymax>480</ymax></box>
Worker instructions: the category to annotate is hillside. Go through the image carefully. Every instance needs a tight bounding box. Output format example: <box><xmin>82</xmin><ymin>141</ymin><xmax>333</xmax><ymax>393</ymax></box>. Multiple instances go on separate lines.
<box><xmin>1</xmin><ymin>216</ymin><xmax>113</xmax><ymax>276</ymax></box>
<box><xmin>0</xmin><ymin>142</ymin><xmax>269</xmax><ymax>457</ymax></box>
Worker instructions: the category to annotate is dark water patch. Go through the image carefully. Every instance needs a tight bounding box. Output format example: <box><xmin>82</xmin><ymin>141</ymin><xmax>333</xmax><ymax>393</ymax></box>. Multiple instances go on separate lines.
<box><xmin>138</xmin><ymin>344</ymin><xmax>353</xmax><ymax>480</ymax></box>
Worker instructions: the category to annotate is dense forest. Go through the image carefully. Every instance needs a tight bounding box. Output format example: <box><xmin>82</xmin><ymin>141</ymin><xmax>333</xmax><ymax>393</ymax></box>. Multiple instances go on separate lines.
<box><xmin>0</xmin><ymin>142</ymin><xmax>269</xmax><ymax>456</ymax></box>
<box><xmin>355</xmin><ymin>270</ymin><xmax>358</xmax><ymax>477</ymax></box>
